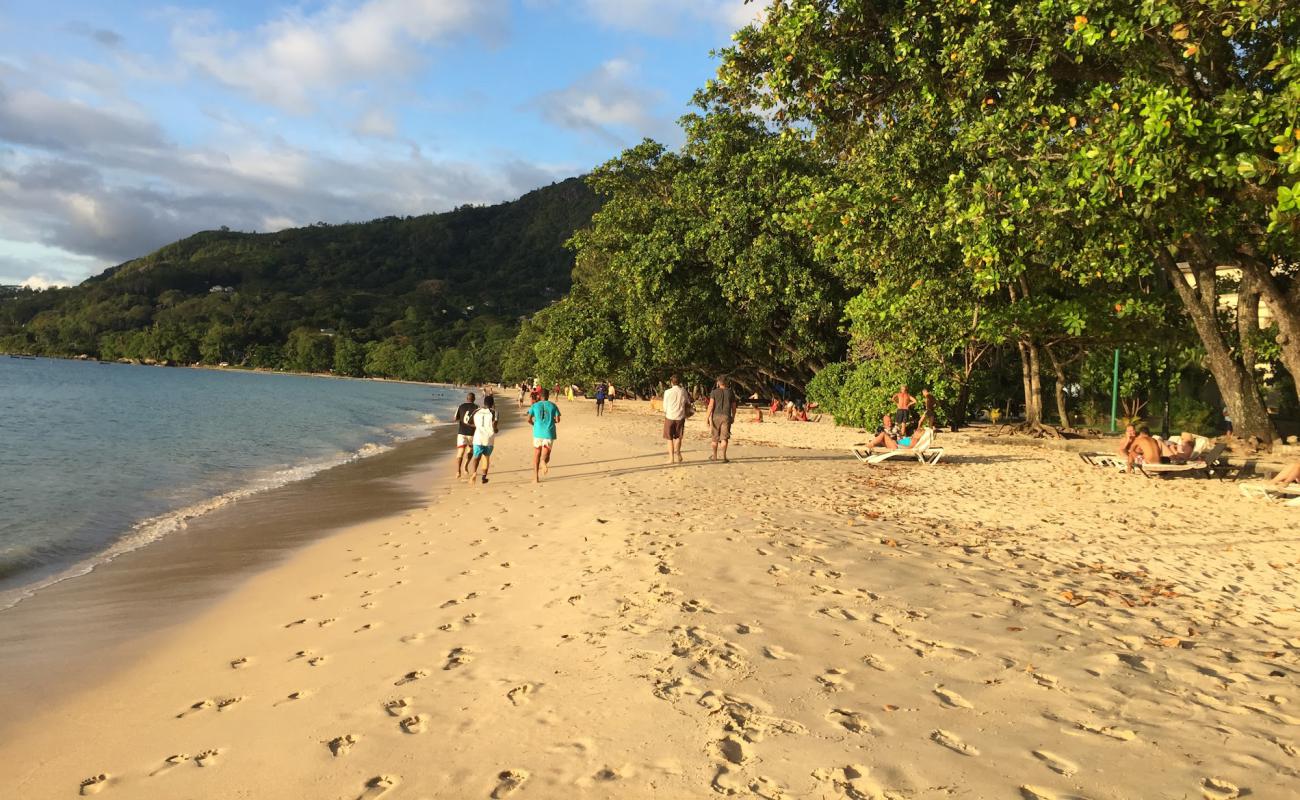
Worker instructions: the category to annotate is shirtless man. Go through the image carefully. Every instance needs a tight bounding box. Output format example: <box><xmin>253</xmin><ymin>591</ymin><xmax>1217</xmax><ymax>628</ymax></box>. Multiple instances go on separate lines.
<box><xmin>892</xmin><ymin>385</ymin><xmax>917</xmax><ymax>435</ymax></box>
<box><xmin>1126</xmin><ymin>425</ymin><xmax>1162</xmax><ymax>473</ymax></box>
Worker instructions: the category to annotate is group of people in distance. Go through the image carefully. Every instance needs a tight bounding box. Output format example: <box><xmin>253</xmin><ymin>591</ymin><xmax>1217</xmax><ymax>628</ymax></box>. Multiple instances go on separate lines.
<box><xmin>455</xmin><ymin>388</ymin><xmax>561</xmax><ymax>484</ymax></box>
<box><xmin>858</xmin><ymin>384</ymin><xmax>937</xmax><ymax>454</ymax></box>
<box><xmin>1116</xmin><ymin>423</ymin><xmax>1201</xmax><ymax>472</ymax></box>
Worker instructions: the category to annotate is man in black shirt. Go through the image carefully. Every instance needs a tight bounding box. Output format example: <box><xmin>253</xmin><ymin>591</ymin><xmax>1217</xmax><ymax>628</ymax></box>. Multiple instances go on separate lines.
<box><xmin>454</xmin><ymin>392</ymin><xmax>478</xmax><ymax>478</ymax></box>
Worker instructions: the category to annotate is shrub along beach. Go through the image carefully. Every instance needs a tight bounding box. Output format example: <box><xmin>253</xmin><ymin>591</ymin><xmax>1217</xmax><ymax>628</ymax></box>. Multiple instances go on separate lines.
<box><xmin>3</xmin><ymin>2</ymin><xmax>1300</xmax><ymax>799</ymax></box>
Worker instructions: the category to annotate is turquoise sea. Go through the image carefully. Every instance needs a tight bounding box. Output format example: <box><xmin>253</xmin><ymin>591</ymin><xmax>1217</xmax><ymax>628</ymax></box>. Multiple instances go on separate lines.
<box><xmin>0</xmin><ymin>358</ymin><xmax>460</xmax><ymax>608</ymax></box>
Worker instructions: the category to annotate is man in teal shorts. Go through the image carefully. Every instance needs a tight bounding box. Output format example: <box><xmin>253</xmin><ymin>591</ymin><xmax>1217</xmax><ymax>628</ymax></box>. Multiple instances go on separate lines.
<box><xmin>527</xmin><ymin>388</ymin><xmax>561</xmax><ymax>483</ymax></box>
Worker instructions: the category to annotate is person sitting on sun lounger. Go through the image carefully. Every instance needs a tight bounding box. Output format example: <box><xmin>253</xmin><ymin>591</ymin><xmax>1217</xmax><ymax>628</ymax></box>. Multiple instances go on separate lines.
<box><xmin>862</xmin><ymin>413</ymin><xmax>910</xmax><ymax>452</ymax></box>
<box><xmin>1126</xmin><ymin>425</ymin><xmax>1163</xmax><ymax>473</ymax></box>
<box><xmin>1270</xmin><ymin>460</ymin><xmax>1300</xmax><ymax>487</ymax></box>
<box><xmin>1159</xmin><ymin>432</ymin><xmax>1197</xmax><ymax>463</ymax></box>
<box><xmin>1117</xmin><ymin>424</ymin><xmax>1137</xmax><ymax>457</ymax></box>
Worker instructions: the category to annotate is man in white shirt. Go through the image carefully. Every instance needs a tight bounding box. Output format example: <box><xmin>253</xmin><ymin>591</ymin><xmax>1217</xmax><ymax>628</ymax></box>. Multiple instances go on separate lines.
<box><xmin>467</xmin><ymin>395</ymin><xmax>499</xmax><ymax>484</ymax></box>
<box><xmin>662</xmin><ymin>374</ymin><xmax>690</xmax><ymax>464</ymax></box>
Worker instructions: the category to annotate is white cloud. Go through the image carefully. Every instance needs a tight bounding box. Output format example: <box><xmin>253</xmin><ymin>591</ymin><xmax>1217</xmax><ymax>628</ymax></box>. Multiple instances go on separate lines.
<box><xmin>531</xmin><ymin>58</ymin><xmax>665</xmax><ymax>144</ymax></box>
<box><xmin>354</xmin><ymin>107</ymin><xmax>398</xmax><ymax>138</ymax></box>
<box><xmin>566</xmin><ymin>0</ymin><xmax>762</xmax><ymax>36</ymax></box>
<box><xmin>0</xmin><ymin>78</ymin><xmax>574</xmax><ymax>281</ymax></box>
<box><xmin>20</xmin><ymin>274</ymin><xmax>71</xmax><ymax>289</ymax></box>
<box><xmin>171</xmin><ymin>0</ymin><xmax>509</xmax><ymax>113</ymax></box>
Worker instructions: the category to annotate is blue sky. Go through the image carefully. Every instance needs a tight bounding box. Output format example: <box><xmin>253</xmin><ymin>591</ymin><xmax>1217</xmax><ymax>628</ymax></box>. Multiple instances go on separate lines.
<box><xmin>0</xmin><ymin>0</ymin><xmax>761</xmax><ymax>286</ymax></box>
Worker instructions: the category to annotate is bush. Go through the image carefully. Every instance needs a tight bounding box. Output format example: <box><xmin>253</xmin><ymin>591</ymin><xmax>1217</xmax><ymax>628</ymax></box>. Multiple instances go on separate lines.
<box><xmin>1168</xmin><ymin>394</ymin><xmax>1214</xmax><ymax>435</ymax></box>
<box><xmin>807</xmin><ymin>359</ymin><xmax>912</xmax><ymax>429</ymax></box>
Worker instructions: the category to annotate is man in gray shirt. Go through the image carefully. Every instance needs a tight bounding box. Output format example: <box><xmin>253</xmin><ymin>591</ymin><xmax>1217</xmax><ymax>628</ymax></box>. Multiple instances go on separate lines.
<box><xmin>705</xmin><ymin>376</ymin><xmax>736</xmax><ymax>463</ymax></box>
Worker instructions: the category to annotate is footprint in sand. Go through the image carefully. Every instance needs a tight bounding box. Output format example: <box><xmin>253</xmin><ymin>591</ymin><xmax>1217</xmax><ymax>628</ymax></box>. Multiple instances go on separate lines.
<box><xmin>310</xmin><ymin>594</ymin><xmax>326</xmax><ymax>600</ymax></box>
<box><xmin>1201</xmin><ymin>777</ymin><xmax>1242</xmax><ymax>799</ymax></box>
<box><xmin>148</xmin><ymin>754</ymin><xmax>191</xmax><ymax>777</ymax></box>
<box><xmin>400</xmin><ymin>714</ymin><xmax>427</xmax><ymax>734</ymax></box>
<box><xmin>284</xmin><ymin>618</ymin><xmax>308</xmax><ymax>628</ymax></box>
<box><xmin>507</xmin><ymin>684</ymin><xmax>535</xmax><ymax>706</ymax></box>
<box><xmin>79</xmin><ymin>774</ymin><xmax>109</xmax><ymax>795</ymax></box>
<box><xmin>328</xmin><ymin>734</ymin><xmax>358</xmax><ymax>756</ymax></box>
<box><xmin>491</xmin><ymin>769</ymin><xmax>529</xmax><ymax>798</ymax></box>
<box><xmin>177</xmin><ymin>699</ymin><xmax>214</xmax><ymax>718</ymax></box>
<box><xmin>1020</xmin><ymin>787</ymin><xmax>1057</xmax><ymax>800</ymax></box>
<box><xmin>216</xmin><ymin>696</ymin><xmax>245</xmax><ymax>712</ymax></box>
<box><xmin>930</xmin><ymin>729</ymin><xmax>979</xmax><ymax>756</ymax></box>
<box><xmin>195</xmin><ymin>749</ymin><xmax>221</xmax><ymax>768</ymax></box>
<box><xmin>308</xmin><ymin>656</ymin><xmax>327</xmax><ymax>667</ymax></box>
<box><xmin>736</xmin><ymin>623</ymin><xmax>762</xmax><ymax>635</ymax></box>
<box><xmin>827</xmin><ymin>709</ymin><xmax>873</xmax><ymax>735</ymax></box>
<box><xmin>933</xmin><ymin>686</ymin><xmax>974</xmax><ymax>709</ymax></box>
<box><xmin>273</xmin><ymin>691</ymin><xmax>309</xmax><ymax>706</ymax></box>
<box><xmin>371</xmin><ymin>694</ymin><xmax>409</xmax><ymax>717</ymax></box>
<box><xmin>356</xmin><ymin>775</ymin><xmax>400</xmax><ymax>799</ymax></box>
<box><xmin>394</xmin><ymin>669</ymin><xmax>428</xmax><ymax>686</ymax></box>
<box><xmin>716</xmin><ymin>735</ymin><xmax>752</xmax><ymax>765</ymax></box>
<box><xmin>763</xmin><ymin>645</ymin><xmax>799</xmax><ymax>660</ymax></box>
<box><xmin>400</xmin><ymin>632</ymin><xmax>424</xmax><ymax>643</ymax></box>
<box><xmin>817</xmin><ymin>668</ymin><xmax>853</xmax><ymax>692</ymax></box>
<box><xmin>1032</xmin><ymin>750</ymin><xmax>1078</xmax><ymax>776</ymax></box>
<box><xmin>861</xmin><ymin>654</ymin><xmax>893</xmax><ymax>672</ymax></box>
<box><xmin>318</xmin><ymin>618</ymin><xmax>337</xmax><ymax>628</ymax></box>
<box><xmin>230</xmin><ymin>657</ymin><xmax>249</xmax><ymax>669</ymax></box>
<box><xmin>444</xmin><ymin>647</ymin><xmax>473</xmax><ymax>670</ymax></box>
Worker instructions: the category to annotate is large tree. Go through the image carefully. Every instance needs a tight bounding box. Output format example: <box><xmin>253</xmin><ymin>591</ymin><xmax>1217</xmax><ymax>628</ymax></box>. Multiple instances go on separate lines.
<box><xmin>711</xmin><ymin>0</ymin><xmax>1297</xmax><ymax>441</ymax></box>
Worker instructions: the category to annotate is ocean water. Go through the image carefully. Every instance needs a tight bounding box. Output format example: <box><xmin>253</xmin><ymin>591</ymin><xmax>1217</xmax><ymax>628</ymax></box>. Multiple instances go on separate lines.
<box><xmin>0</xmin><ymin>358</ymin><xmax>460</xmax><ymax>608</ymax></box>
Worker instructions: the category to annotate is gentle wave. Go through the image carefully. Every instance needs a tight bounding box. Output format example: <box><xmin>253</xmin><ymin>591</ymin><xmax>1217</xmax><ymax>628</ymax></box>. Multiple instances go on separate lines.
<box><xmin>0</xmin><ymin>424</ymin><xmax>443</xmax><ymax>612</ymax></box>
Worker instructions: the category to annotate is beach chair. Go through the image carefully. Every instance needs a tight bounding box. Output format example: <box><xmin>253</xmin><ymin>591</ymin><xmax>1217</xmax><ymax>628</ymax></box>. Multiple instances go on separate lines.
<box><xmin>862</xmin><ymin>427</ymin><xmax>944</xmax><ymax>465</ymax></box>
<box><xmin>1136</xmin><ymin>441</ymin><xmax>1226</xmax><ymax>478</ymax></box>
<box><xmin>1239</xmin><ymin>481</ymin><xmax>1300</xmax><ymax>502</ymax></box>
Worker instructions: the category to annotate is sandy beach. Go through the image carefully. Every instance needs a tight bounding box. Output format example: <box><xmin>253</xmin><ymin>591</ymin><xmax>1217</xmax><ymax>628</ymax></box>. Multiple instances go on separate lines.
<box><xmin>2</xmin><ymin>398</ymin><xmax>1297</xmax><ymax>799</ymax></box>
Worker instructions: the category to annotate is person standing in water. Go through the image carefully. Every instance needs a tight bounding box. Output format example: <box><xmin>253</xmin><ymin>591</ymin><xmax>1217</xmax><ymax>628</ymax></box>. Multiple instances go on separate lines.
<box><xmin>528</xmin><ymin>388</ymin><xmax>561</xmax><ymax>483</ymax></box>
<box><xmin>454</xmin><ymin>392</ymin><xmax>478</xmax><ymax>479</ymax></box>
<box><xmin>466</xmin><ymin>395</ymin><xmax>498</xmax><ymax>484</ymax></box>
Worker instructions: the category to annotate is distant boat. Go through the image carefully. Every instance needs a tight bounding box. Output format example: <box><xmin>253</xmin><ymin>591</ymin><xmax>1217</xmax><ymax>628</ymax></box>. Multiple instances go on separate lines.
<box><xmin>9</xmin><ymin>354</ymin><xmax>37</xmax><ymax>360</ymax></box>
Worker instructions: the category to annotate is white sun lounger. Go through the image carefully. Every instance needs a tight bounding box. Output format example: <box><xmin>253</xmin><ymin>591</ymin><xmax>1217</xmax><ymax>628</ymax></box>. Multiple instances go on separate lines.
<box><xmin>1136</xmin><ymin>441</ymin><xmax>1226</xmax><ymax>478</ymax></box>
<box><xmin>856</xmin><ymin>427</ymin><xmax>944</xmax><ymax>465</ymax></box>
<box><xmin>1239</xmin><ymin>481</ymin><xmax>1300</xmax><ymax>502</ymax></box>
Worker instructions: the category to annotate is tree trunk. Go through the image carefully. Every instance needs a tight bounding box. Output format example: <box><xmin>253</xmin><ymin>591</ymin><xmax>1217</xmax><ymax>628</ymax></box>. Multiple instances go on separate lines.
<box><xmin>1237</xmin><ymin>255</ymin><xmax>1300</xmax><ymax>407</ymax></box>
<box><xmin>1237</xmin><ymin>271</ymin><xmax>1261</xmax><ymax>381</ymax></box>
<box><xmin>1157</xmin><ymin>249</ymin><xmax>1275</xmax><ymax>443</ymax></box>
<box><xmin>1044</xmin><ymin>344</ymin><xmax>1070</xmax><ymax>427</ymax></box>
<box><xmin>1016</xmin><ymin>338</ymin><xmax>1044</xmax><ymax>427</ymax></box>
<box><xmin>948</xmin><ymin>378</ymin><xmax>971</xmax><ymax>432</ymax></box>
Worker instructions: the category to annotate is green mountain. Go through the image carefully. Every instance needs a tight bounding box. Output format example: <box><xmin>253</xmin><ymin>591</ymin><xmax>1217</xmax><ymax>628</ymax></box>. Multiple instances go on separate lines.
<box><xmin>0</xmin><ymin>177</ymin><xmax>600</xmax><ymax>382</ymax></box>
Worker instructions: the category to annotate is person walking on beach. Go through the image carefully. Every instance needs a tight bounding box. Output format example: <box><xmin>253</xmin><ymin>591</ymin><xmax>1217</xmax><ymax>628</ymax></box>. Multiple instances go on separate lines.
<box><xmin>919</xmin><ymin>388</ymin><xmax>937</xmax><ymax>429</ymax></box>
<box><xmin>466</xmin><ymin>395</ymin><xmax>498</xmax><ymax>484</ymax></box>
<box><xmin>528</xmin><ymin>388</ymin><xmax>561</xmax><ymax>483</ymax></box>
<box><xmin>706</xmin><ymin>376</ymin><xmax>736</xmax><ymax>463</ymax></box>
<box><xmin>662</xmin><ymin>375</ymin><xmax>690</xmax><ymax>464</ymax></box>
<box><xmin>594</xmin><ymin>381</ymin><xmax>607</xmax><ymax>416</ymax></box>
<box><xmin>454</xmin><ymin>392</ymin><xmax>479</xmax><ymax>478</ymax></box>
<box><xmin>892</xmin><ymin>384</ymin><xmax>917</xmax><ymax>434</ymax></box>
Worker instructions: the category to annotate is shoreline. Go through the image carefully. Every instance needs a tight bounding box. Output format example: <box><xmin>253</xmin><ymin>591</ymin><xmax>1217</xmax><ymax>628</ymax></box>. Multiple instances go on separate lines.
<box><xmin>2</xmin><ymin>398</ymin><xmax>1296</xmax><ymax>799</ymax></box>
<box><xmin>0</xmin><ymin>424</ymin><xmax>463</xmax><ymax>739</ymax></box>
<box><xmin>2</xmin><ymin>351</ymin><xmax>476</xmax><ymax>391</ymax></box>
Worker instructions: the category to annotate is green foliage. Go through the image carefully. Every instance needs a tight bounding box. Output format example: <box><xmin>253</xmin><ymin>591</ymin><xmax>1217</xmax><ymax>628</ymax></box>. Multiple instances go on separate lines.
<box><xmin>1169</xmin><ymin>395</ymin><xmax>1215</xmax><ymax>435</ymax></box>
<box><xmin>0</xmin><ymin>179</ymin><xmax>601</xmax><ymax>383</ymax></box>
<box><xmin>807</xmin><ymin>359</ymin><xmax>913</xmax><ymax>430</ymax></box>
<box><xmin>509</xmin><ymin>112</ymin><xmax>850</xmax><ymax>394</ymax></box>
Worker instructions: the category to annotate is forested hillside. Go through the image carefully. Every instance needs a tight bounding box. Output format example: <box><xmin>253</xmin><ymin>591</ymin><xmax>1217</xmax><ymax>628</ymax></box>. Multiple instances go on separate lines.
<box><xmin>0</xmin><ymin>177</ymin><xmax>600</xmax><ymax>383</ymax></box>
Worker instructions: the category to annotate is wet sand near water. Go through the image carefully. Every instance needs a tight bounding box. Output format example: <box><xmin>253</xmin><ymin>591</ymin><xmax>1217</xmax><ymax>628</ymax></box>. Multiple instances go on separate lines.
<box><xmin>0</xmin><ymin>428</ymin><xmax>456</xmax><ymax>740</ymax></box>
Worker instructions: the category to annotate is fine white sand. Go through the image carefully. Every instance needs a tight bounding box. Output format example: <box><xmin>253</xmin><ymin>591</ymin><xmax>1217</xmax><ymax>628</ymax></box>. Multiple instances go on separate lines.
<box><xmin>2</xmin><ymin>398</ymin><xmax>1297</xmax><ymax>799</ymax></box>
